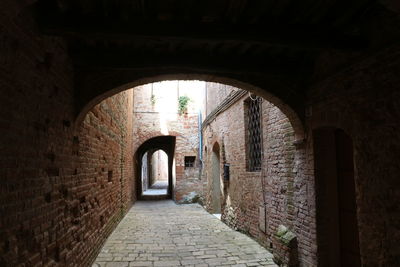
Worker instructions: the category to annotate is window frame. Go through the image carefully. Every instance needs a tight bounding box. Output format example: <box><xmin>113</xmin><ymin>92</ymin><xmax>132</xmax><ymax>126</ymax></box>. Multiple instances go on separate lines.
<box><xmin>184</xmin><ymin>156</ymin><xmax>196</xmax><ymax>169</ymax></box>
<box><xmin>244</xmin><ymin>95</ymin><xmax>263</xmax><ymax>172</ymax></box>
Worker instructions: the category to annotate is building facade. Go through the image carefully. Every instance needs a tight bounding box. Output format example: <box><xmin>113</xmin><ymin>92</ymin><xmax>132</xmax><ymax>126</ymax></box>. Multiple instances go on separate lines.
<box><xmin>202</xmin><ymin>83</ymin><xmax>311</xmax><ymax>265</ymax></box>
<box><xmin>132</xmin><ymin>81</ymin><xmax>205</xmax><ymax>202</ymax></box>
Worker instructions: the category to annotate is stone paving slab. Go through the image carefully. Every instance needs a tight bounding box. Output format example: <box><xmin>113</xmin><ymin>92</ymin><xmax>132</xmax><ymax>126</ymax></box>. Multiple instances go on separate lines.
<box><xmin>93</xmin><ymin>200</ymin><xmax>277</xmax><ymax>267</ymax></box>
<box><xmin>143</xmin><ymin>181</ymin><xmax>168</xmax><ymax>196</ymax></box>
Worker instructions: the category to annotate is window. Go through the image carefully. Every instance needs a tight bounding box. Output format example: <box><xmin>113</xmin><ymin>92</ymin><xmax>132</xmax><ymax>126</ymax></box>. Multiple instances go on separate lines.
<box><xmin>184</xmin><ymin>156</ymin><xmax>196</xmax><ymax>168</ymax></box>
<box><xmin>245</xmin><ymin>95</ymin><xmax>262</xmax><ymax>171</ymax></box>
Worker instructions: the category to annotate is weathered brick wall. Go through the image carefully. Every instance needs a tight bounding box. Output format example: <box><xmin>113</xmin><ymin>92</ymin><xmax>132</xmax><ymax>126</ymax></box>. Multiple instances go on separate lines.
<box><xmin>1</xmin><ymin>2</ymin><xmax>398</xmax><ymax>266</ymax></box>
<box><xmin>202</xmin><ymin>45</ymin><xmax>400</xmax><ymax>267</ymax></box>
<box><xmin>308</xmin><ymin>45</ymin><xmax>400</xmax><ymax>266</ymax></box>
<box><xmin>133</xmin><ymin>83</ymin><xmax>204</xmax><ymax>202</ymax></box>
<box><xmin>205</xmin><ymin>83</ymin><xmax>239</xmax><ymax>116</ymax></box>
<box><xmin>262</xmin><ymin>103</ymin><xmax>313</xmax><ymax>267</ymax></box>
<box><xmin>0</xmin><ymin>4</ymin><xmax>135</xmax><ymax>266</ymax></box>
<box><xmin>202</xmin><ymin>84</ymin><xmax>314</xmax><ymax>266</ymax></box>
<box><xmin>74</xmin><ymin>90</ymin><xmax>134</xmax><ymax>265</ymax></box>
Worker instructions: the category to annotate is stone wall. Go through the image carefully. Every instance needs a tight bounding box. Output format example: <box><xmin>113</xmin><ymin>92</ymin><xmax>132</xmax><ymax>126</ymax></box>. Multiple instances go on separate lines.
<box><xmin>202</xmin><ymin>84</ymin><xmax>314</xmax><ymax>266</ymax></box>
<box><xmin>0</xmin><ymin>4</ymin><xmax>135</xmax><ymax>266</ymax></box>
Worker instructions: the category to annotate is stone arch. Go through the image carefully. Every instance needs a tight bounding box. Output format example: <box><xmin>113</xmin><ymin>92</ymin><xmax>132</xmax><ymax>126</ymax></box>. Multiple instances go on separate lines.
<box><xmin>212</xmin><ymin>141</ymin><xmax>220</xmax><ymax>153</ymax></box>
<box><xmin>74</xmin><ymin>73</ymin><xmax>305</xmax><ymax>142</ymax></box>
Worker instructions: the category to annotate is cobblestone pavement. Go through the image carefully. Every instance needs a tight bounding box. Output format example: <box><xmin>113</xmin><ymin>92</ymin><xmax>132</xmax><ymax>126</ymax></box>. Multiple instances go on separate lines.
<box><xmin>143</xmin><ymin>181</ymin><xmax>168</xmax><ymax>196</ymax></box>
<box><xmin>93</xmin><ymin>200</ymin><xmax>277</xmax><ymax>267</ymax></box>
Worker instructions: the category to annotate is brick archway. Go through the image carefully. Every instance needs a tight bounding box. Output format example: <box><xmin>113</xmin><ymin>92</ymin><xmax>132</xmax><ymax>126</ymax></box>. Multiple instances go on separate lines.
<box><xmin>134</xmin><ymin>135</ymin><xmax>176</xmax><ymax>199</ymax></box>
<box><xmin>74</xmin><ymin>74</ymin><xmax>305</xmax><ymax>142</ymax></box>
<box><xmin>211</xmin><ymin>141</ymin><xmax>222</xmax><ymax>214</ymax></box>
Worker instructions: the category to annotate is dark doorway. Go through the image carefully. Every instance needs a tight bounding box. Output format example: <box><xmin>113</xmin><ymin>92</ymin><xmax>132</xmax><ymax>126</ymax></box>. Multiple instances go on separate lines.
<box><xmin>211</xmin><ymin>142</ymin><xmax>221</xmax><ymax>214</ymax></box>
<box><xmin>314</xmin><ymin>128</ymin><xmax>361</xmax><ymax>267</ymax></box>
<box><xmin>141</xmin><ymin>149</ymin><xmax>169</xmax><ymax>197</ymax></box>
<box><xmin>134</xmin><ymin>136</ymin><xmax>176</xmax><ymax>200</ymax></box>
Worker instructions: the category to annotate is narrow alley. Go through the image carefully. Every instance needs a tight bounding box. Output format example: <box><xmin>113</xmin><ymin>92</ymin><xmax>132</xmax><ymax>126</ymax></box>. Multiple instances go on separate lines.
<box><xmin>2</xmin><ymin>1</ymin><xmax>400</xmax><ymax>266</ymax></box>
<box><xmin>94</xmin><ymin>201</ymin><xmax>276</xmax><ymax>267</ymax></box>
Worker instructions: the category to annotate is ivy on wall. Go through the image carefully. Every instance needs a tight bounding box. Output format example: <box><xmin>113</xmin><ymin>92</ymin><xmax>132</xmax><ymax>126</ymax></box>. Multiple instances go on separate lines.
<box><xmin>178</xmin><ymin>96</ymin><xmax>190</xmax><ymax>114</ymax></box>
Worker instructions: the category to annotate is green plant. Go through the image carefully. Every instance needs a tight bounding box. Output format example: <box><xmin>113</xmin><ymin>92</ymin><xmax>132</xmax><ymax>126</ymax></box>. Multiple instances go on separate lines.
<box><xmin>178</xmin><ymin>95</ymin><xmax>190</xmax><ymax>114</ymax></box>
<box><xmin>150</xmin><ymin>94</ymin><xmax>156</xmax><ymax>105</ymax></box>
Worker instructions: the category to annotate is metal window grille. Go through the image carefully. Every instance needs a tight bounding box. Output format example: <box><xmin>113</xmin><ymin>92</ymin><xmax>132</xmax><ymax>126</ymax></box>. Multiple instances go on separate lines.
<box><xmin>247</xmin><ymin>96</ymin><xmax>262</xmax><ymax>171</ymax></box>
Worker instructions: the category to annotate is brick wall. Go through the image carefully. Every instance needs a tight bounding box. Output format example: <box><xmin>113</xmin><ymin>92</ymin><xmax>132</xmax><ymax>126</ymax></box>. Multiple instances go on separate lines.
<box><xmin>308</xmin><ymin>45</ymin><xmax>400</xmax><ymax>266</ymax></box>
<box><xmin>73</xmin><ymin>90</ymin><xmax>134</xmax><ymax>265</ymax></box>
<box><xmin>201</xmin><ymin>44</ymin><xmax>400</xmax><ymax>267</ymax></box>
<box><xmin>0</xmin><ymin>4</ymin><xmax>135</xmax><ymax>266</ymax></box>
<box><xmin>133</xmin><ymin>82</ymin><xmax>204</xmax><ymax>202</ymax></box>
<box><xmin>205</xmin><ymin>83</ymin><xmax>239</xmax><ymax>117</ymax></box>
<box><xmin>1</xmin><ymin>1</ymin><xmax>398</xmax><ymax>266</ymax></box>
<box><xmin>202</xmin><ymin>83</ymin><xmax>314</xmax><ymax>266</ymax></box>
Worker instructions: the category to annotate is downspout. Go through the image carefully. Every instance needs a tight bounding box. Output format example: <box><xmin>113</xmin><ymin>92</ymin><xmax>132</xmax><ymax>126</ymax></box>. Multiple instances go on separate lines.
<box><xmin>198</xmin><ymin>109</ymin><xmax>203</xmax><ymax>167</ymax></box>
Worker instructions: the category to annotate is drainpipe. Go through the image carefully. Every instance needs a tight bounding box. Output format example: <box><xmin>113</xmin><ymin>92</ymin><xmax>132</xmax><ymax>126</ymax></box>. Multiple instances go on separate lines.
<box><xmin>198</xmin><ymin>109</ymin><xmax>203</xmax><ymax>167</ymax></box>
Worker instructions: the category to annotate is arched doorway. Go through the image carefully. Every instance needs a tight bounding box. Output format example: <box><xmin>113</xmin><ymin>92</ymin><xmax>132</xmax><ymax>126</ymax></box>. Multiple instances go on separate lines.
<box><xmin>211</xmin><ymin>142</ymin><xmax>221</xmax><ymax>214</ymax></box>
<box><xmin>313</xmin><ymin>128</ymin><xmax>361</xmax><ymax>267</ymax></box>
<box><xmin>141</xmin><ymin>149</ymin><xmax>169</xmax><ymax>196</ymax></box>
<box><xmin>134</xmin><ymin>136</ymin><xmax>176</xmax><ymax>200</ymax></box>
